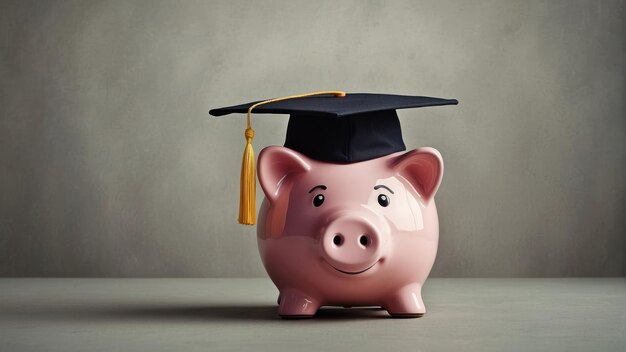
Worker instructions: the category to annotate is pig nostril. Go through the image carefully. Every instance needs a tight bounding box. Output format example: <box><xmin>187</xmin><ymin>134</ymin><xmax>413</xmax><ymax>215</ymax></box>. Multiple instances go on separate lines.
<box><xmin>333</xmin><ymin>234</ymin><xmax>343</xmax><ymax>246</ymax></box>
<box><xmin>359</xmin><ymin>235</ymin><xmax>369</xmax><ymax>247</ymax></box>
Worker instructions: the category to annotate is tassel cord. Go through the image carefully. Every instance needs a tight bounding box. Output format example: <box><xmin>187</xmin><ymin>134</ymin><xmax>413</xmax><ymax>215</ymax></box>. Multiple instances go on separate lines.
<box><xmin>238</xmin><ymin>90</ymin><xmax>346</xmax><ymax>225</ymax></box>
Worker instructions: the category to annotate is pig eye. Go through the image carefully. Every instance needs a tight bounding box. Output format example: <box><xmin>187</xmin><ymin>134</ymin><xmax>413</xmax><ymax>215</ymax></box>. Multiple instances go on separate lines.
<box><xmin>377</xmin><ymin>194</ymin><xmax>390</xmax><ymax>207</ymax></box>
<box><xmin>313</xmin><ymin>194</ymin><xmax>325</xmax><ymax>207</ymax></box>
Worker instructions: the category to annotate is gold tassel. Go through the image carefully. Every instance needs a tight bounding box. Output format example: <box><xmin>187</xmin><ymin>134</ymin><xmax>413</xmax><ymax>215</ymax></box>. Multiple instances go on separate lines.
<box><xmin>238</xmin><ymin>127</ymin><xmax>256</xmax><ymax>225</ymax></box>
<box><xmin>238</xmin><ymin>90</ymin><xmax>346</xmax><ymax>225</ymax></box>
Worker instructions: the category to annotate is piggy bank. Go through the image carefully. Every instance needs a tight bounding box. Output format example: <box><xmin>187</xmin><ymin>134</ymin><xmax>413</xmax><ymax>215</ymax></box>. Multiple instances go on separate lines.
<box><xmin>257</xmin><ymin>145</ymin><xmax>443</xmax><ymax>318</ymax></box>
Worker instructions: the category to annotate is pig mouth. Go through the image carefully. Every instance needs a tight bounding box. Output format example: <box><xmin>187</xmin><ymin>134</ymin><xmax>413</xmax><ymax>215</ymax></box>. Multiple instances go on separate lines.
<box><xmin>331</xmin><ymin>262</ymin><xmax>378</xmax><ymax>275</ymax></box>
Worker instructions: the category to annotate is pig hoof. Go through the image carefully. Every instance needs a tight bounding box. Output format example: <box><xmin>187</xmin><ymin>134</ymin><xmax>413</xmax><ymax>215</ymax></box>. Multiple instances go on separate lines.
<box><xmin>384</xmin><ymin>283</ymin><xmax>426</xmax><ymax>318</ymax></box>
<box><xmin>277</xmin><ymin>290</ymin><xmax>319</xmax><ymax>318</ymax></box>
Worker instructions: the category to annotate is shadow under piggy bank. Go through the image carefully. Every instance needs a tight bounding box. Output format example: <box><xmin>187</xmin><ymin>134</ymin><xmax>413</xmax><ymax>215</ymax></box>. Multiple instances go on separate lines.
<box><xmin>98</xmin><ymin>305</ymin><xmax>393</xmax><ymax>321</ymax></box>
<box><xmin>8</xmin><ymin>304</ymin><xmax>394</xmax><ymax>322</ymax></box>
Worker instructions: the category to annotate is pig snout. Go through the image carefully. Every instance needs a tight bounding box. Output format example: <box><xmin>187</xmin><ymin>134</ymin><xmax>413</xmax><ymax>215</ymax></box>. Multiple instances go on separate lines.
<box><xmin>321</xmin><ymin>212</ymin><xmax>387</xmax><ymax>274</ymax></box>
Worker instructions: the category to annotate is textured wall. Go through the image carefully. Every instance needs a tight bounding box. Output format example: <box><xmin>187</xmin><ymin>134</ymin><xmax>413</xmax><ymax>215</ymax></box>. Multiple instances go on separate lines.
<box><xmin>1</xmin><ymin>0</ymin><xmax>624</xmax><ymax>277</ymax></box>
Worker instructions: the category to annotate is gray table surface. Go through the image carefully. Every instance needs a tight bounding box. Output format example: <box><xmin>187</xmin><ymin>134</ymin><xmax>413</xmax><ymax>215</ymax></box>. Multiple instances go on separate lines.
<box><xmin>1</xmin><ymin>278</ymin><xmax>625</xmax><ymax>352</ymax></box>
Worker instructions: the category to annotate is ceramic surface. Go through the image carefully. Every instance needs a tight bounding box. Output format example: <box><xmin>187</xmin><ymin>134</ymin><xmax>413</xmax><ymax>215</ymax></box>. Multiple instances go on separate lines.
<box><xmin>257</xmin><ymin>146</ymin><xmax>443</xmax><ymax>318</ymax></box>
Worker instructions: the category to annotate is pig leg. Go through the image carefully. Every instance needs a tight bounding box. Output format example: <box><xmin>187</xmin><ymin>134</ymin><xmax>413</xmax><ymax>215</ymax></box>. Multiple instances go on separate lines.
<box><xmin>277</xmin><ymin>289</ymin><xmax>320</xmax><ymax>318</ymax></box>
<box><xmin>383</xmin><ymin>283</ymin><xmax>425</xmax><ymax>318</ymax></box>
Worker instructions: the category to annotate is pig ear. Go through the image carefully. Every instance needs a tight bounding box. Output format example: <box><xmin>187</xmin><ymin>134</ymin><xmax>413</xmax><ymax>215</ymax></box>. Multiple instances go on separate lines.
<box><xmin>258</xmin><ymin>146</ymin><xmax>311</xmax><ymax>203</ymax></box>
<box><xmin>391</xmin><ymin>147</ymin><xmax>444</xmax><ymax>203</ymax></box>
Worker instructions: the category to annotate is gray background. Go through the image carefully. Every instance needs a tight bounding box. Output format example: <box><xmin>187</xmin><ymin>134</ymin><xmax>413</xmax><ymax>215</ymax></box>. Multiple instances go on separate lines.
<box><xmin>1</xmin><ymin>0</ymin><xmax>624</xmax><ymax>277</ymax></box>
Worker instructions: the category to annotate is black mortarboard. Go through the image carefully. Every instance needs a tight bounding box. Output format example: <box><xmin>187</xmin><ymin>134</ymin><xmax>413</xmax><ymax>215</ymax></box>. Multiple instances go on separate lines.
<box><xmin>210</xmin><ymin>92</ymin><xmax>458</xmax><ymax>163</ymax></box>
<box><xmin>209</xmin><ymin>91</ymin><xmax>458</xmax><ymax>225</ymax></box>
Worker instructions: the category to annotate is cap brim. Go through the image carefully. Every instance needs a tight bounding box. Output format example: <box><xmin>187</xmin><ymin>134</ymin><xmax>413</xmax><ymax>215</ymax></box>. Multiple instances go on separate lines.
<box><xmin>209</xmin><ymin>93</ymin><xmax>458</xmax><ymax>118</ymax></box>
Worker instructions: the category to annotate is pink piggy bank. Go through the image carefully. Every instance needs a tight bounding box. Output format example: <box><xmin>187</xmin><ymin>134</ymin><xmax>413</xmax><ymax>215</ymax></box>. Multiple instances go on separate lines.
<box><xmin>257</xmin><ymin>145</ymin><xmax>443</xmax><ymax>318</ymax></box>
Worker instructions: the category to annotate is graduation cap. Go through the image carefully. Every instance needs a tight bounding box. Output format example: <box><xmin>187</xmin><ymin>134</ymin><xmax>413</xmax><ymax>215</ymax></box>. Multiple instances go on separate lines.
<box><xmin>209</xmin><ymin>91</ymin><xmax>458</xmax><ymax>225</ymax></box>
